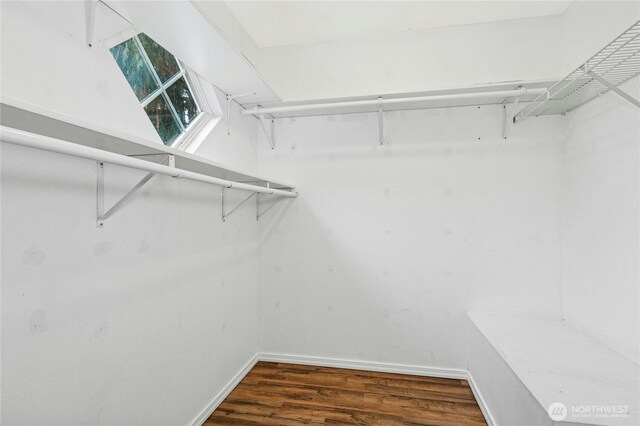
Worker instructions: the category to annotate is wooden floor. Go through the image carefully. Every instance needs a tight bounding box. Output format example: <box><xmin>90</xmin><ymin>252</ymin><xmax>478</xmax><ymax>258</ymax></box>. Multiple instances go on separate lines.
<box><xmin>205</xmin><ymin>362</ymin><xmax>487</xmax><ymax>425</ymax></box>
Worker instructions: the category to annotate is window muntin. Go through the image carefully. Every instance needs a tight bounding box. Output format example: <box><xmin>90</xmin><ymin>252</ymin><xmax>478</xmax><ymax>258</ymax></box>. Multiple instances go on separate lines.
<box><xmin>110</xmin><ymin>33</ymin><xmax>201</xmax><ymax>146</ymax></box>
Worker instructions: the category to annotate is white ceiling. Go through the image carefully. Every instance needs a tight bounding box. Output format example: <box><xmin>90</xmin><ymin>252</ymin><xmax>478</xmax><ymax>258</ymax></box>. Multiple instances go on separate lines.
<box><xmin>224</xmin><ymin>1</ymin><xmax>572</xmax><ymax>47</ymax></box>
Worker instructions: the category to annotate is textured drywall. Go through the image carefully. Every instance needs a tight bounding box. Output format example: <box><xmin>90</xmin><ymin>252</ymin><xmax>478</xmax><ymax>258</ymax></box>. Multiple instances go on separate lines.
<box><xmin>257</xmin><ymin>105</ymin><xmax>564</xmax><ymax>368</ymax></box>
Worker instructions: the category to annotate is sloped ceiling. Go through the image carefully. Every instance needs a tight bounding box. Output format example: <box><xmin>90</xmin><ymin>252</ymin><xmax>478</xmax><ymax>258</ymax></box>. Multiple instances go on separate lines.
<box><xmin>224</xmin><ymin>1</ymin><xmax>571</xmax><ymax>47</ymax></box>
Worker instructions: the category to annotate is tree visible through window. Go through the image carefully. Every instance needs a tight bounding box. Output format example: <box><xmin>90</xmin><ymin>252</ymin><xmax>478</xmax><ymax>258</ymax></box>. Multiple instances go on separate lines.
<box><xmin>110</xmin><ymin>33</ymin><xmax>201</xmax><ymax>146</ymax></box>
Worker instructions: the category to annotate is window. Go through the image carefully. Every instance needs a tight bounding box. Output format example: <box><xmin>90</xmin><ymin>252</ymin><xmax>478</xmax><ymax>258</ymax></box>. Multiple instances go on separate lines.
<box><xmin>110</xmin><ymin>33</ymin><xmax>201</xmax><ymax>146</ymax></box>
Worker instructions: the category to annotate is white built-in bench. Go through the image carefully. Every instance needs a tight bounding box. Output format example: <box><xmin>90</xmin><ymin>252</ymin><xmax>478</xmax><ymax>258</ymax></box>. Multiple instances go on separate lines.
<box><xmin>468</xmin><ymin>313</ymin><xmax>639</xmax><ymax>426</ymax></box>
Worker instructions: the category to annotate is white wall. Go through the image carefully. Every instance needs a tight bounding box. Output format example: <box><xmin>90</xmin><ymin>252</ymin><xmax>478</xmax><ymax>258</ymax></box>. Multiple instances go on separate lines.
<box><xmin>1</xmin><ymin>150</ymin><xmax>260</xmax><ymax>426</ymax></box>
<box><xmin>0</xmin><ymin>1</ymin><xmax>161</xmax><ymax>145</ymax></box>
<box><xmin>1</xmin><ymin>2</ymin><xmax>263</xmax><ymax>425</ymax></box>
<box><xmin>257</xmin><ymin>105</ymin><xmax>564</xmax><ymax>368</ymax></box>
<box><xmin>201</xmin><ymin>1</ymin><xmax>638</xmax><ymax>101</ymax></box>
<box><xmin>253</xmin><ymin>15</ymin><xmax>563</xmax><ymax>100</ymax></box>
<box><xmin>561</xmin><ymin>1</ymin><xmax>640</xmax><ymax>74</ymax></box>
<box><xmin>562</xmin><ymin>77</ymin><xmax>640</xmax><ymax>364</ymax></box>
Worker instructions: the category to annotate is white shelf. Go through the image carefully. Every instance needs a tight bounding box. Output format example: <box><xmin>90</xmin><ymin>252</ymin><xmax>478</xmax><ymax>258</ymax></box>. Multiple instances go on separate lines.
<box><xmin>241</xmin><ymin>81</ymin><xmax>554</xmax><ymax>119</ymax></box>
<box><xmin>516</xmin><ymin>20</ymin><xmax>640</xmax><ymax>120</ymax></box>
<box><xmin>0</xmin><ymin>102</ymin><xmax>294</xmax><ymax>192</ymax></box>
<box><xmin>469</xmin><ymin>313</ymin><xmax>639</xmax><ymax>426</ymax></box>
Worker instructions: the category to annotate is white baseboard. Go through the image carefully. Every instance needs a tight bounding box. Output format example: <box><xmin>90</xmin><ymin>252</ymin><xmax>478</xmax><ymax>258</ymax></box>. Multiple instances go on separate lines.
<box><xmin>467</xmin><ymin>371</ymin><xmax>497</xmax><ymax>426</ymax></box>
<box><xmin>190</xmin><ymin>352</ymin><xmax>494</xmax><ymax>426</ymax></box>
<box><xmin>189</xmin><ymin>354</ymin><xmax>258</xmax><ymax>426</ymax></box>
<box><xmin>256</xmin><ymin>352</ymin><xmax>467</xmax><ymax>379</ymax></box>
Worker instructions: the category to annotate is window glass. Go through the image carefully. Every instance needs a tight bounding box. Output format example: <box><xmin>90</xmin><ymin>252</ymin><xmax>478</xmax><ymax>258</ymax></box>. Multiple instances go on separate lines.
<box><xmin>110</xmin><ymin>38</ymin><xmax>158</xmax><ymax>101</ymax></box>
<box><xmin>110</xmin><ymin>33</ymin><xmax>201</xmax><ymax>146</ymax></box>
<box><xmin>137</xmin><ymin>33</ymin><xmax>181</xmax><ymax>83</ymax></box>
<box><xmin>144</xmin><ymin>96</ymin><xmax>182</xmax><ymax>144</ymax></box>
<box><xmin>166</xmin><ymin>77</ymin><xmax>200</xmax><ymax>127</ymax></box>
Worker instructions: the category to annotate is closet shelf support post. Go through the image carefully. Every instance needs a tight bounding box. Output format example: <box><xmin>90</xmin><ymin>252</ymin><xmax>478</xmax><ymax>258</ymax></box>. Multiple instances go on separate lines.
<box><xmin>96</xmin><ymin>154</ymin><xmax>174</xmax><ymax>227</ymax></box>
<box><xmin>502</xmin><ymin>90</ymin><xmax>522</xmax><ymax>140</ymax></box>
<box><xmin>257</xmin><ymin>111</ymin><xmax>275</xmax><ymax>149</ymax></box>
<box><xmin>226</xmin><ymin>92</ymin><xmax>254</xmax><ymax>135</ymax></box>
<box><xmin>378</xmin><ymin>97</ymin><xmax>385</xmax><ymax>145</ymax></box>
<box><xmin>85</xmin><ymin>0</ymin><xmax>97</xmax><ymax>47</ymax></box>
<box><xmin>256</xmin><ymin>184</ymin><xmax>284</xmax><ymax>221</ymax></box>
<box><xmin>222</xmin><ymin>190</ymin><xmax>256</xmax><ymax>222</ymax></box>
<box><xmin>96</xmin><ymin>161</ymin><xmax>104</xmax><ymax>227</ymax></box>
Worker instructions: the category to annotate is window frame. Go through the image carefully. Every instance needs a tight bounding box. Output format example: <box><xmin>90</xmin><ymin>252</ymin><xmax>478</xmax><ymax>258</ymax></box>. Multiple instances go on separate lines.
<box><xmin>113</xmin><ymin>33</ymin><xmax>203</xmax><ymax>147</ymax></box>
<box><xmin>169</xmin><ymin>71</ymin><xmax>214</xmax><ymax>152</ymax></box>
<box><xmin>106</xmin><ymin>29</ymin><xmax>221</xmax><ymax>153</ymax></box>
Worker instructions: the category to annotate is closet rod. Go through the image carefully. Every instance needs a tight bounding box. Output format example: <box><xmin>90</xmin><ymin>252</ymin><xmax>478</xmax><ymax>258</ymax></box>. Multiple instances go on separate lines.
<box><xmin>241</xmin><ymin>87</ymin><xmax>549</xmax><ymax>116</ymax></box>
<box><xmin>0</xmin><ymin>126</ymin><xmax>297</xmax><ymax>198</ymax></box>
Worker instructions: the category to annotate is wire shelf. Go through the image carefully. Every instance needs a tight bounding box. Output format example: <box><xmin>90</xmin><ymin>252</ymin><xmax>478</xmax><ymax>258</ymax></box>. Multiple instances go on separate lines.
<box><xmin>516</xmin><ymin>20</ymin><xmax>640</xmax><ymax>120</ymax></box>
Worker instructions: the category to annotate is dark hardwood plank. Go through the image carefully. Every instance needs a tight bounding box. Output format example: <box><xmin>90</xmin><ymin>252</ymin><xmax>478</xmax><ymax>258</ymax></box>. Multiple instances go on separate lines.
<box><xmin>206</xmin><ymin>361</ymin><xmax>487</xmax><ymax>425</ymax></box>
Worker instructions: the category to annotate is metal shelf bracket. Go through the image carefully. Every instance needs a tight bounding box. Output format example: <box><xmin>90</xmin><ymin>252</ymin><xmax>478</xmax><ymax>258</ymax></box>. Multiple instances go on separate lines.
<box><xmin>220</xmin><ymin>181</ymin><xmax>285</xmax><ymax>221</ymax></box>
<box><xmin>255</xmin><ymin>183</ymin><xmax>286</xmax><ymax>221</ymax></box>
<box><xmin>226</xmin><ymin>92</ymin><xmax>254</xmax><ymax>135</ymax></box>
<box><xmin>502</xmin><ymin>88</ymin><xmax>523</xmax><ymax>140</ymax></box>
<box><xmin>257</xmin><ymin>111</ymin><xmax>275</xmax><ymax>150</ymax></box>
<box><xmin>586</xmin><ymin>70</ymin><xmax>640</xmax><ymax>108</ymax></box>
<box><xmin>85</xmin><ymin>0</ymin><xmax>98</xmax><ymax>47</ymax></box>
<box><xmin>378</xmin><ymin>97</ymin><xmax>385</xmax><ymax>145</ymax></box>
<box><xmin>96</xmin><ymin>154</ymin><xmax>174</xmax><ymax>227</ymax></box>
<box><xmin>222</xmin><ymin>189</ymin><xmax>256</xmax><ymax>222</ymax></box>
<box><xmin>256</xmin><ymin>194</ymin><xmax>278</xmax><ymax>221</ymax></box>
